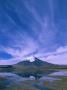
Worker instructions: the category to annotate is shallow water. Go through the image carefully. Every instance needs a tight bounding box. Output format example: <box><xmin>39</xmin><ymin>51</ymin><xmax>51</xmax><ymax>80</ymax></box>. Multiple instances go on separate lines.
<box><xmin>49</xmin><ymin>70</ymin><xmax>67</xmax><ymax>76</ymax></box>
<box><xmin>0</xmin><ymin>70</ymin><xmax>67</xmax><ymax>90</ymax></box>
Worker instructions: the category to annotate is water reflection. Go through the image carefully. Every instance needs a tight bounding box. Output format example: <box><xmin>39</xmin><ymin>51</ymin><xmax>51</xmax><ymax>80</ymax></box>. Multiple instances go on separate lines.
<box><xmin>0</xmin><ymin>72</ymin><xmax>36</xmax><ymax>82</ymax></box>
<box><xmin>0</xmin><ymin>70</ymin><xmax>67</xmax><ymax>90</ymax></box>
<box><xmin>0</xmin><ymin>72</ymin><xmax>36</xmax><ymax>90</ymax></box>
<box><xmin>39</xmin><ymin>76</ymin><xmax>60</xmax><ymax>82</ymax></box>
<box><xmin>49</xmin><ymin>70</ymin><xmax>67</xmax><ymax>76</ymax></box>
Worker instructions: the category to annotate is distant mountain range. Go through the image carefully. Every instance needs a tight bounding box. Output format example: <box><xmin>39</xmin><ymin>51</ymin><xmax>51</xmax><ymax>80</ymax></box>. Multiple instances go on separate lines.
<box><xmin>0</xmin><ymin>57</ymin><xmax>67</xmax><ymax>69</ymax></box>
<box><xmin>0</xmin><ymin>57</ymin><xmax>67</xmax><ymax>73</ymax></box>
<box><xmin>13</xmin><ymin>57</ymin><xmax>67</xmax><ymax>68</ymax></box>
<box><xmin>14</xmin><ymin>57</ymin><xmax>54</xmax><ymax>66</ymax></box>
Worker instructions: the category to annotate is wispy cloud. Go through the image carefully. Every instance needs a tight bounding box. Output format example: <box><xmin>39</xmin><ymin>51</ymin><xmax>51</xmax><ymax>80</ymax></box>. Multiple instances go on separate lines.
<box><xmin>0</xmin><ymin>0</ymin><xmax>67</xmax><ymax>65</ymax></box>
<box><xmin>40</xmin><ymin>46</ymin><xmax>67</xmax><ymax>65</ymax></box>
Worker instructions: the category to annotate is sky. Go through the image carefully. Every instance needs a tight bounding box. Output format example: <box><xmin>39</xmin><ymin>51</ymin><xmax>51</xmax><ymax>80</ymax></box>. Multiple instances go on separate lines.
<box><xmin>0</xmin><ymin>0</ymin><xmax>67</xmax><ymax>65</ymax></box>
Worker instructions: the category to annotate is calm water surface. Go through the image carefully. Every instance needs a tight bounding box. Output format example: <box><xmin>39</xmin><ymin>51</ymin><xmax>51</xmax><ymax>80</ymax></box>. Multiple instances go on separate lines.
<box><xmin>0</xmin><ymin>70</ymin><xmax>67</xmax><ymax>90</ymax></box>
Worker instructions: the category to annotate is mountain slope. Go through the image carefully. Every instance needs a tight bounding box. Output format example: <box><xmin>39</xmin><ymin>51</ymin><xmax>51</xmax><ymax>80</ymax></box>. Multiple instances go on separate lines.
<box><xmin>13</xmin><ymin>57</ymin><xmax>67</xmax><ymax>69</ymax></box>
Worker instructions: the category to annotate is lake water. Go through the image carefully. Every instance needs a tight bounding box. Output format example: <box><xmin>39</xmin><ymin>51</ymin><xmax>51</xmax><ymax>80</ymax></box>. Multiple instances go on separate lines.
<box><xmin>0</xmin><ymin>70</ymin><xmax>67</xmax><ymax>90</ymax></box>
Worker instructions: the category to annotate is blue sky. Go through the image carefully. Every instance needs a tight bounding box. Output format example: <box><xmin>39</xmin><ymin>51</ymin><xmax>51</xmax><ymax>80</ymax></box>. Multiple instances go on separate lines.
<box><xmin>0</xmin><ymin>0</ymin><xmax>67</xmax><ymax>65</ymax></box>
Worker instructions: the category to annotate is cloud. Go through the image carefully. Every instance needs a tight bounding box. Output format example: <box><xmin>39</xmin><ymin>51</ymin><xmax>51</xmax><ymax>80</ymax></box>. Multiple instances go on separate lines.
<box><xmin>40</xmin><ymin>46</ymin><xmax>67</xmax><ymax>65</ymax></box>
<box><xmin>0</xmin><ymin>44</ymin><xmax>67</xmax><ymax>65</ymax></box>
<box><xmin>56</xmin><ymin>46</ymin><xmax>67</xmax><ymax>53</ymax></box>
<box><xmin>0</xmin><ymin>58</ymin><xmax>20</xmax><ymax>65</ymax></box>
<box><xmin>0</xmin><ymin>0</ymin><xmax>67</xmax><ymax>65</ymax></box>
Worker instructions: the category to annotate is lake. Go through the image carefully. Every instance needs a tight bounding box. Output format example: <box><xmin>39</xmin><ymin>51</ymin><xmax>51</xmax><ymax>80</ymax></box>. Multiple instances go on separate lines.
<box><xmin>0</xmin><ymin>70</ymin><xmax>67</xmax><ymax>90</ymax></box>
